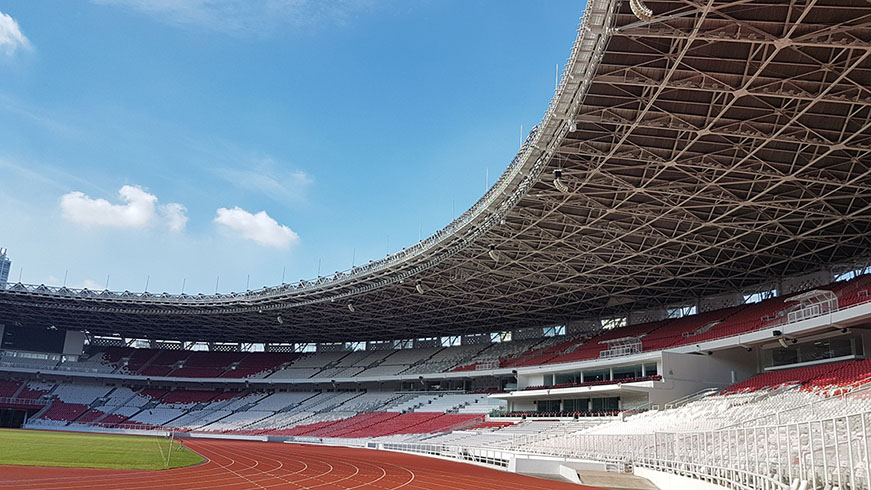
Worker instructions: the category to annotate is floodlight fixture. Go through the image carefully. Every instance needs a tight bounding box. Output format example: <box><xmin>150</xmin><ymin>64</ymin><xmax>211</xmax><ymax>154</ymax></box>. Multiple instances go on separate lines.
<box><xmin>553</xmin><ymin>169</ymin><xmax>570</xmax><ymax>194</ymax></box>
<box><xmin>488</xmin><ymin>245</ymin><xmax>501</xmax><ymax>262</ymax></box>
<box><xmin>630</xmin><ymin>0</ymin><xmax>653</xmax><ymax>22</ymax></box>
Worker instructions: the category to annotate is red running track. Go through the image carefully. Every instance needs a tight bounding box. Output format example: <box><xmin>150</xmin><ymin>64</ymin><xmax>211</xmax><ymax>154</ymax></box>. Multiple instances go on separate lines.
<box><xmin>0</xmin><ymin>439</ymin><xmax>603</xmax><ymax>489</ymax></box>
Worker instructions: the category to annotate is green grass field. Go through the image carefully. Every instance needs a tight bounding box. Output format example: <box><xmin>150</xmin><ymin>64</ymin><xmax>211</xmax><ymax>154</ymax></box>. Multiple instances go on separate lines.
<box><xmin>0</xmin><ymin>429</ymin><xmax>204</xmax><ymax>470</ymax></box>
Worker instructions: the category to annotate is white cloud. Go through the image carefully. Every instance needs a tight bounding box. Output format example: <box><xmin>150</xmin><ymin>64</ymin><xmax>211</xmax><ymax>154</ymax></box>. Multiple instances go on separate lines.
<box><xmin>161</xmin><ymin>202</ymin><xmax>188</xmax><ymax>232</ymax></box>
<box><xmin>215</xmin><ymin>158</ymin><xmax>313</xmax><ymax>205</ymax></box>
<box><xmin>214</xmin><ymin>206</ymin><xmax>298</xmax><ymax>248</ymax></box>
<box><xmin>0</xmin><ymin>11</ymin><xmax>30</xmax><ymax>56</ymax></box>
<box><xmin>92</xmin><ymin>0</ymin><xmax>378</xmax><ymax>36</ymax></box>
<box><xmin>60</xmin><ymin>184</ymin><xmax>187</xmax><ymax>232</ymax></box>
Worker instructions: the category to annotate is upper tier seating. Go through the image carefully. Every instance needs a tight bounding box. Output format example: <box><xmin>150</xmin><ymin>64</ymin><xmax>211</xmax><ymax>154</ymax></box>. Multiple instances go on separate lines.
<box><xmin>581</xmin><ymin>358</ymin><xmax>871</xmax><ymax>437</ymax></box>
<box><xmin>223</xmin><ymin>352</ymin><xmax>295</xmax><ymax>378</ymax></box>
<box><xmin>832</xmin><ymin>273</ymin><xmax>871</xmax><ymax>308</ymax></box>
<box><xmin>0</xmin><ymin>352</ymin><xmax>60</xmax><ymax>370</ymax></box>
<box><xmin>4</xmin><ymin>274</ymin><xmax>870</xmax><ymax>386</ymax></box>
<box><xmin>723</xmin><ymin>358</ymin><xmax>871</xmax><ymax>394</ymax></box>
<box><xmin>451</xmin><ymin>338</ymin><xmax>550</xmax><ymax>372</ymax></box>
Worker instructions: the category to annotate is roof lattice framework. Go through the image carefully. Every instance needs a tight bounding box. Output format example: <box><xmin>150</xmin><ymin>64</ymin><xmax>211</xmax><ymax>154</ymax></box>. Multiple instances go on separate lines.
<box><xmin>2</xmin><ymin>0</ymin><xmax>871</xmax><ymax>343</ymax></box>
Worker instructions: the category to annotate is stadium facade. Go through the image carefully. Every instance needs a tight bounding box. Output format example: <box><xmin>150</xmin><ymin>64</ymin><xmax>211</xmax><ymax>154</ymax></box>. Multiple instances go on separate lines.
<box><xmin>2</xmin><ymin>1</ymin><xmax>871</xmax><ymax>489</ymax></box>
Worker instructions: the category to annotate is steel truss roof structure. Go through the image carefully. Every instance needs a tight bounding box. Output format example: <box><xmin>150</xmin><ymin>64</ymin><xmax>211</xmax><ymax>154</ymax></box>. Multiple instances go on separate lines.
<box><xmin>2</xmin><ymin>0</ymin><xmax>871</xmax><ymax>343</ymax></box>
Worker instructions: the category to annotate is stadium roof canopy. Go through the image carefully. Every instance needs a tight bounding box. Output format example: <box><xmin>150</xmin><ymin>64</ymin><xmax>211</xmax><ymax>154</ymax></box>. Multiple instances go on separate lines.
<box><xmin>2</xmin><ymin>0</ymin><xmax>871</xmax><ymax>343</ymax></box>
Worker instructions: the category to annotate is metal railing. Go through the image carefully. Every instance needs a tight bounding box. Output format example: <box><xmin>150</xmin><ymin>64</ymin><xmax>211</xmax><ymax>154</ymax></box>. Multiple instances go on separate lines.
<box><xmin>514</xmin><ymin>409</ymin><xmax>871</xmax><ymax>490</ymax></box>
<box><xmin>381</xmin><ymin>442</ymin><xmax>512</xmax><ymax>468</ymax></box>
<box><xmin>663</xmin><ymin>387</ymin><xmax>720</xmax><ymax>409</ymax></box>
<box><xmin>0</xmin><ymin>360</ymin><xmax>111</xmax><ymax>374</ymax></box>
<box><xmin>722</xmin><ymin>382</ymin><xmax>871</xmax><ymax>430</ymax></box>
<box><xmin>0</xmin><ymin>396</ymin><xmax>49</xmax><ymax>406</ymax></box>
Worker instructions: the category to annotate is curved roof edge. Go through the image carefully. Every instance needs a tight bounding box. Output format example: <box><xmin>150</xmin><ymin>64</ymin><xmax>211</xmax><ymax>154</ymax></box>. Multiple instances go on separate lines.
<box><xmin>0</xmin><ymin>0</ymin><xmax>618</xmax><ymax>310</ymax></box>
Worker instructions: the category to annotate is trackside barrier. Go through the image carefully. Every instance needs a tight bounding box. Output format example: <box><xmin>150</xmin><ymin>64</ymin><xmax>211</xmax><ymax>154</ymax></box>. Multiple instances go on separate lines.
<box><xmin>287</xmin><ymin>436</ymin><xmax>369</xmax><ymax>447</ymax></box>
<box><xmin>380</xmin><ymin>442</ymin><xmax>511</xmax><ymax>468</ymax></box>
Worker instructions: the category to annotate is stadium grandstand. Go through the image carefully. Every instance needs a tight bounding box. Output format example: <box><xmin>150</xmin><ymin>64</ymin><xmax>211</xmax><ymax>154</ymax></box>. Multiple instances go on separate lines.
<box><xmin>2</xmin><ymin>0</ymin><xmax>871</xmax><ymax>489</ymax></box>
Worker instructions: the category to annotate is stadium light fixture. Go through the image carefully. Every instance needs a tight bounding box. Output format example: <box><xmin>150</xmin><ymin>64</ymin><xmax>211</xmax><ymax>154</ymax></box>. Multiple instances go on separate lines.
<box><xmin>488</xmin><ymin>244</ymin><xmax>501</xmax><ymax>262</ymax></box>
<box><xmin>553</xmin><ymin>169</ymin><xmax>570</xmax><ymax>194</ymax></box>
<box><xmin>347</xmin><ymin>303</ymin><xmax>355</xmax><ymax>313</ymax></box>
<box><xmin>629</xmin><ymin>0</ymin><xmax>653</xmax><ymax>22</ymax></box>
<box><xmin>777</xmin><ymin>337</ymin><xmax>798</xmax><ymax>349</ymax></box>
<box><xmin>415</xmin><ymin>280</ymin><xmax>425</xmax><ymax>294</ymax></box>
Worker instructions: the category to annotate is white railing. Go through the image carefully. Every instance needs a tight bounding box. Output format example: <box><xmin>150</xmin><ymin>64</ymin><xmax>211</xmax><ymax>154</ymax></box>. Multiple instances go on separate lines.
<box><xmin>0</xmin><ymin>360</ymin><xmax>110</xmax><ymax>374</ymax></box>
<box><xmin>723</xmin><ymin>382</ymin><xmax>871</xmax><ymax>430</ymax></box>
<box><xmin>515</xmin><ymin>409</ymin><xmax>871</xmax><ymax>490</ymax></box>
<box><xmin>475</xmin><ymin>360</ymin><xmax>500</xmax><ymax>370</ymax></box>
<box><xmin>599</xmin><ymin>343</ymin><xmax>642</xmax><ymax>359</ymax></box>
<box><xmin>0</xmin><ymin>396</ymin><xmax>49</xmax><ymax>406</ymax></box>
<box><xmin>787</xmin><ymin>291</ymin><xmax>839</xmax><ymax>324</ymax></box>
<box><xmin>381</xmin><ymin>442</ymin><xmax>512</xmax><ymax>468</ymax></box>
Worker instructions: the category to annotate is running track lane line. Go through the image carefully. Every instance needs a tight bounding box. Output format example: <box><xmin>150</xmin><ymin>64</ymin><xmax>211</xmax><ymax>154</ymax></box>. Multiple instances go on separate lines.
<box><xmin>0</xmin><ymin>439</ymin><xmax>605</xmax><ymax>490</ymax></box>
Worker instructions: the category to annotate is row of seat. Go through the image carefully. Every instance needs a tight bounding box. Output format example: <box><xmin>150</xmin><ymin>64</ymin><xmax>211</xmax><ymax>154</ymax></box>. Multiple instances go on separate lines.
<box><xmin>723</xmin><ymin>359</ymin><xmax>871</xmax><ymax>394</ymax></box>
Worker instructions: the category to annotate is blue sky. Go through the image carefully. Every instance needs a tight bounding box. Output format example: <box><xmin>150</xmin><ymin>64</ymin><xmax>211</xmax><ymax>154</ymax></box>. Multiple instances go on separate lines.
<box><xmin>0</xmin><ymin>0</ymin><xmax>582</xmax><ymax>294</ymax></box>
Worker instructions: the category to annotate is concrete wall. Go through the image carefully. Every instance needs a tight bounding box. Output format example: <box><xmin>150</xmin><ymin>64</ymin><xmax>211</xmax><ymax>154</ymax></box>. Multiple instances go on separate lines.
<box><xmin>508</xmin><ymin>398</ymin><xmax>537</xmax><ymax>412</ymax></box>
<box><xmin>628</xmin><ymin>308</ymin><xmax>667</xmax><ymax>326</ymax></box>
<box><xmin>521</xmin><ymin>373</ymin><xmax>548</xmax><ymax>389</ymax></box>
<box><xmin>699</xmin><ymin>291</ymin><xmax>744</xmax><ymax>313</ymax></box>
<box><xmin>648</xmin><ymin>350</ymin><xmax>755</xmax><ymax>406</ymax></box>
<box><xmin>780</xmin><ymin>270</ymin><xmax>833</xmax><ymax>295</ymax></box>
<box><xmin>63</xmin><ymin>331</ymin><xmax>85</xmax><ymax>356</ymax></box>
<box><xmin>566</xmin><ymin>319</ymin><xmax>600</xmax><ymax>337</ymax></box>
<box><xmin>620</xmin><ymin>391</ymin><xmax>649</xmax><ymax>411</ymax></box>
<box><xmin>634</xmin><ymin>466</ymin><xmax>730</xmax><ymax>490</ymax></box>
<box><xmin>510</xmin><ymin>453</ymin><xmax>606</xmax><ymax>483</ymax></box>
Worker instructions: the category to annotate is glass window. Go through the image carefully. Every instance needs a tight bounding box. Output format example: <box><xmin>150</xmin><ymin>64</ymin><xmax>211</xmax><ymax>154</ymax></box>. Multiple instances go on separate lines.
<box><xmin>667</xmin><ymin>305</ymin><xmax>697</xmax><ymax>319</ymax></box>
<box><xmin>583</xmin><ymin>370</ymin><xmax>609</xmax><ymax>382</ymax></box>
<box><xmin>564</xmin><ymin>399</ymin><xmax>588</xmax><ymax>412</ymax></box>
<box><xmin>591</xmin><ymin>397</ymin><xmax>620</xmax><ymax>411</ymax></box>
<box><xmin>613</xmin><ymin>365</ymin><xmax>642</xmax><ymax>380</ymax></box>
<box><xmin>744</xmin><ymin>289</ymin><xmax>777</xmax><ymax>304</ymax></box>
<box><xmin>602</xmin><ymin>317</ymin><xmax>627</xmax><ymax>330</ymax></box>
<box><xmin>764</xmin><ymin>336</ymin><xmax>857</xmax><ymax>368</ymax></box>
<box><xmin>537</xmin><ymin>399</ymin><xmax>560</xmax><ymax>412</ymax></box>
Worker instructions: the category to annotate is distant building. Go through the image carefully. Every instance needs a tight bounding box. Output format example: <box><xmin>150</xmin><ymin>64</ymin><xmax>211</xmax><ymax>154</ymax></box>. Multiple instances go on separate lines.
<box><xmin>0</xmin><ymin>248</ymin><xmax>10</xmax><ymax>286</ymax></box>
